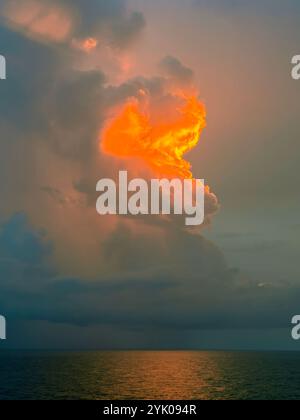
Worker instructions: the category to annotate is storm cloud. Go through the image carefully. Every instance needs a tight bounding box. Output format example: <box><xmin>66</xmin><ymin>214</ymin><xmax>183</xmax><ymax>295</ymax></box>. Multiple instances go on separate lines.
<box><xmin>1</xmin><ymin>0</ymin><xmax>299</xmax><ymax>349</ymax></box>
<box><xmin>0</xmin><ymin>214</ymin><xmax>299</xmax><ymax>350</ymax></box>
<box><xmin>0</xmin><ymin>0</ymin><xmax>145</xmax><ymax>48</ymax></box>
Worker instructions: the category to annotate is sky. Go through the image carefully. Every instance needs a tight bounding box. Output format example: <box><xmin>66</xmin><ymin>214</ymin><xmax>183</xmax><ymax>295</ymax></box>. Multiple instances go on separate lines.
<box><xmin>0</xmin><ymin>0</ymin><xmax>300</xmax><ymax>350</ymax></box>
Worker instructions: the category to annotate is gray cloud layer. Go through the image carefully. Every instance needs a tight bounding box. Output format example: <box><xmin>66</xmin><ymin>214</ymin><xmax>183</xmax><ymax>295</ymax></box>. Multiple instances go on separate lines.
<box><xmin>0</xmin><ymin>214</ymin><xmax>299</xmax><ymax>341</ymax></box>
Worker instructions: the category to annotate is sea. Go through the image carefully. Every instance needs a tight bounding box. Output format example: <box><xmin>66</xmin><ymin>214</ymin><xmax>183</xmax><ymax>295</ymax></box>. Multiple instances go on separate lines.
<box><xmin>0</xmin><ymin>351</ymin><xmax>299</xmax><ymax>400</ymax></box>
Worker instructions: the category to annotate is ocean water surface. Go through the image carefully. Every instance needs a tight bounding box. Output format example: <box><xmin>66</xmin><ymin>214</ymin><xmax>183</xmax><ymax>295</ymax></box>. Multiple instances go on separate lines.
<box><xmin>0</xmin><ymin>351</ymin><xmax>300</xmax><ymax>400</ymax></box>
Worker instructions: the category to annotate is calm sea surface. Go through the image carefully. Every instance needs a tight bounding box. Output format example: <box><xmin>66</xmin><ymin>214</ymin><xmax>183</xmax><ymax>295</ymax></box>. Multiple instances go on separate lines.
<box><xmin>0</xmin><ymin>351</ymin><xmax>299</xmax><ymax>400</ymax></box>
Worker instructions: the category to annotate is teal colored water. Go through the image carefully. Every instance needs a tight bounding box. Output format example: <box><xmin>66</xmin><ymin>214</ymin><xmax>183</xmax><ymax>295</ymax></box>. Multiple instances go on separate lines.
<box><xmin>0</xmin><ymin>351</ymin><xmax>299</xmax><ymax>400</ymax></box>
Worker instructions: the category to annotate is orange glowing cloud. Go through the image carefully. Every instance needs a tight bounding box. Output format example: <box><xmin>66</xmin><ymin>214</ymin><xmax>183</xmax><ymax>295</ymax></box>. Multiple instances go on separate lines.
<box><xmin>1</xmin><ymin>0</ymin><xmax>73</xmax><ymax>43</ymax></box>
<box><xmin>101</xmin><ymin>96</ymin><xmax>206</xmax><ymax>179</ymax></box>
<box><xmin>72</xmin><ymin>37</ymin><xmax>99</xmax><ymax>53</ymax></box>
<box><xmin>83</xmin><ymin>38</ymin><xmax>98</xmax><ymax>52</ymax></box>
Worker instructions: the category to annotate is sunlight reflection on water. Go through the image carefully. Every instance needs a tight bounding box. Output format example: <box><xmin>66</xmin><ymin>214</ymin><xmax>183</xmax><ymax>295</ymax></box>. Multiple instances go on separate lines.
<box><xmin>1</xmin><ymin>351</ymin><xmax>300</xmax><ymax>400</ymax></box>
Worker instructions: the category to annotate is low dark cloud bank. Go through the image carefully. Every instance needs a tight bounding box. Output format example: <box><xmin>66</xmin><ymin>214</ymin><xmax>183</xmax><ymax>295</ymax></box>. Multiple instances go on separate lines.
<box><xmin>0</xmin><ymin>214</ymin><xmax>299</xmax><ymax>345</ymax></box>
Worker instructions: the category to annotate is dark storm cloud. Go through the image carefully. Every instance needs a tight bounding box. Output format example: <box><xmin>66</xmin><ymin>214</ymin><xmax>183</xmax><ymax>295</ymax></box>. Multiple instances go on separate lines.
<box><xmin>0</xmin><ymin>20</ymin><xmax>219</xmax><ymax>232</ymax></box>
<box><xmin>2</xmin><ymin>0</ymin><xmax>298</xmax><ymax>350</ymax></box>
<box><xmin>159</xmin><ymin>56</ymin><xmax>194</xmax><ymax>86</ymax></box>
<box><xmin>0</xmin><ymin>215</ymin><xmax>54</xmax><ymax>304</ymax></box>
<box><xmin>0</xmin><ymin>0</ymin><xmax>145</xmax><ymax>48</ymax></box>
<box><xmin>0</xmin><ymin>27</ymin><xmax>166</xmax><ymax>165</ymax></box>
<box><xmin>0</xmin><ymin>214</ymin><xmax>51</xmax><ymax>264</ymax></box>
<box><xmin>62</xmin><ymin>0</ymin><xmax>145</xmax><ymax>47</ymax></box>
<box><xmin>0</xmin><ymin>214</ymin><xmax>299</xmax><ymax>336</ymax></box>
<box><xmin>0</xmin><ymin>24</ymin><xmax>112</xmax><ymax>160</ymax></box>
<box><xmin>0</xmin><ymin>25</ymin><xmax>66</xmax><ymax>131</ymax></box>
<box><xmin>0</xmin><ymin>10</ymin><xmax>220</xmax><ymax>349</ymax></box>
